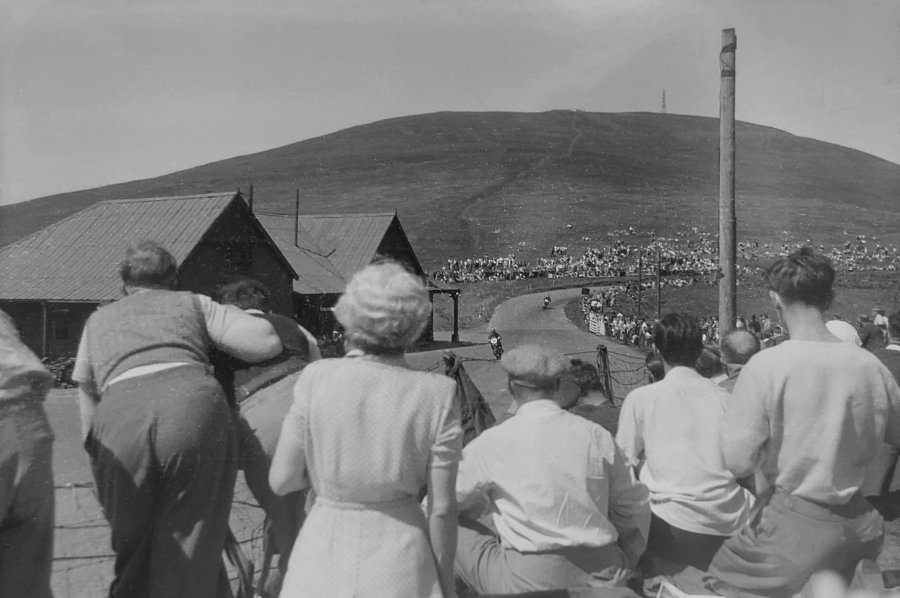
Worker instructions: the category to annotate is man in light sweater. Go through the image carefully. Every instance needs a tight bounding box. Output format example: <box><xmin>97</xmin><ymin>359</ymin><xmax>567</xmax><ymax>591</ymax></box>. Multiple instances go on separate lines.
<box><xmin>709</xmin><ymin>247</ymin><xmax>900</xmax><ymax>597</ymax></box>
<box><xmin>617</xmin><ymin>313</ymin><xmax>752</xmax><ymax>572</ymax></box>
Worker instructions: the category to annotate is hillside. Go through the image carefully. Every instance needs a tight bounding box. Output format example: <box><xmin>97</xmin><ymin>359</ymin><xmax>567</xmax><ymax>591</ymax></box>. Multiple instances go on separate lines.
<box><xmin>2</xmin><ymin>110</ymin><xmax>899</xmax><ymax>269</ymax></box>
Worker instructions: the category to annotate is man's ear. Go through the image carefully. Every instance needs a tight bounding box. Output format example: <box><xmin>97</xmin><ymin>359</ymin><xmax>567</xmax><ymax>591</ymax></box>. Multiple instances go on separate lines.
<box><xmin>768</xmin><ymin>289</ymin><xmax>782</xmax><ymax>310</ymax></box>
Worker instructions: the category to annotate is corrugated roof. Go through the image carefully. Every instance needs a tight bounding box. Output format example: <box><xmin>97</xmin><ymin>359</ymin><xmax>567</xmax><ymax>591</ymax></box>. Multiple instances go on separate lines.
<box><xmin>300</xmin><ymin>213</ymin><xmax>397</xmax><ymax>279</ymax></box>
<box><xmin>0</xmin><ymin>193</ymin><xmax>239</xmax><ymax>301</ymax></box>
<box><xmin>255</xmin><ymin>214</ymin><xmax>347</xmax><ymax>294</ymax></box>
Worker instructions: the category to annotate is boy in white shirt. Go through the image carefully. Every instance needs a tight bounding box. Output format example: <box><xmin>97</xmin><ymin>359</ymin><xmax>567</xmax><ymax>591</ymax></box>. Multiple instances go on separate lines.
<box><xmin>709</xmin><ymin>248</ymin><xmax>900</xmax><ymax>596</ymax></box>
<box><xmin>616</xmin><ymin>313</ymin><xmax>753</xmax><ymax>572</ymax></box>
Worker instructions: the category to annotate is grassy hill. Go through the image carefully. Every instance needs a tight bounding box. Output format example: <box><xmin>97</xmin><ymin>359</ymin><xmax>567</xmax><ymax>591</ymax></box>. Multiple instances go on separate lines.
<box><xmin>2</xmin><ymin>110</ymin><xmax>899</xmax><ymax>269</ymax></box>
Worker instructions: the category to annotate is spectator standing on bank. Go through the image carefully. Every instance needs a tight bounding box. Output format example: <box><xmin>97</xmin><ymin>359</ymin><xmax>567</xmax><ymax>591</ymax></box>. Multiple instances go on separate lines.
<box><xmin>270</xmin><ymin>261</ymin><xmax>462</xmax><ymax>598</ymax></box>
<box><xmin>214</xmin><ymin>279</ymin><xmax>321</xmax><ymax>595</ymax></box>
<box><xmin>73</xmin><ymin>241</ymin><xmax>283</xmax><ymax>598</ymax></box>
<box><xmin>0</xmin><ymin>310</ymin><xmax>55</xmax><ymax>598</ymax></box>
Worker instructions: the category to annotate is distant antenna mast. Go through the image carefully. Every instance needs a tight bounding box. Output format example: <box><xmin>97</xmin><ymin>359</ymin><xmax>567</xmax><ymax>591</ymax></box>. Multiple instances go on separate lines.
<box><xmin>294</xmin><ymin>188</ymin><xmax>300</xmax><ymax>247</ymax></box>
<box><xmin>661</xmin><ymin>89</ymin><xmax>667</xmax><ymax>114</ymax></box>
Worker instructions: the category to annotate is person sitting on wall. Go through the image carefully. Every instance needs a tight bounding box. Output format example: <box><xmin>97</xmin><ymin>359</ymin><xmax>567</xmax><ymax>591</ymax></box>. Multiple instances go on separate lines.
<box><xmin>564</xmin><ymin>358</ymin><xmax>620</xmax><ymax>436</ymax></box>
<box><xmin>709</xmin><ymin>248</ymin><xmax>900</xmax><ymax>597</ymax></box>
<box><xmin>454</xmin><ymin>344</ymin><xmax>650</xmax><ymax>595</ymax></box>
<box><xmin>616</xmin><ymin>313</ymin><xmax>753</xmax><ymax>573</ymax></box>
<box><xmin>214</xmin><ymin>278</ymin><xmax>321</xmax><ymax>596</ymax></box>
<box><xmin>718</xmin><ymin>329</ymin><xmax>761</xmax><ymax>393</ymax></box>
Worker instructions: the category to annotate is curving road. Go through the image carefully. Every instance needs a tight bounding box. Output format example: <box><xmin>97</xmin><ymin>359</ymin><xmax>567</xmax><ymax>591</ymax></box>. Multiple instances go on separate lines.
<box><xmin>409</xmin><ymin>286</ymin><xmax>649</xmax><ymax>417</ymax></box>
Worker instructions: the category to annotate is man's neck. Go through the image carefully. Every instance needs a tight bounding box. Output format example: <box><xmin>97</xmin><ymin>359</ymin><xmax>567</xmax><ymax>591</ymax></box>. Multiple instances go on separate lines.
<box><xmin>779</xmin><ymin>305</ymin><xmax>832</xmax><ymax>341</ymax></box>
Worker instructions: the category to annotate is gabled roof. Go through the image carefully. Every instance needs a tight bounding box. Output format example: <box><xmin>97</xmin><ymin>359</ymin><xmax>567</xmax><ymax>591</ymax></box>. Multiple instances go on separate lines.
<box><xmin>300</xmin><ymin>212</ymin><xmax>399</xmax><ymax>279</ymax></box>
<box><xmin>0</xmin><ymin>192</ymin><xmax>241</xmax><ymax>301</ymax></box>
<box><xmin>255</xmin><ymin>214</ymin><xmax>347</xmax><ymax>294</ymax></box>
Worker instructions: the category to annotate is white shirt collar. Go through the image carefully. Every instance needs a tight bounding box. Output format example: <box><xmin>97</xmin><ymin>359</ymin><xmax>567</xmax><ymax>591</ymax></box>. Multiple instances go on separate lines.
<box><xmin>886</xmin><ymin>343</ymin><xmax>900</xmax><ymax>352</ymax></box>
<box><xmin>245</xmin><ymin>308</ymin><xmax>265</xmax><ymax>315</ymax></box>
<box><xmin>513</xmin><ymin>399</ymin><xmax>563</xmax><ymax>417</ymax></box>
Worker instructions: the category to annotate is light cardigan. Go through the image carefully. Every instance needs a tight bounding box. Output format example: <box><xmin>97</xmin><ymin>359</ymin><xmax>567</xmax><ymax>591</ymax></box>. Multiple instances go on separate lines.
<box><xmin>722</xmin><ymin>339</ymin><xmax>900</xmax><ymax>504</ymax></box>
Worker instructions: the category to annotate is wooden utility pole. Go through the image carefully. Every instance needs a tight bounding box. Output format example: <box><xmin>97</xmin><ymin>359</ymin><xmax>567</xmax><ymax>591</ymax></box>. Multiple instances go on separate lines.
<box><xmin>718</xmin><ymin>28</ymin><xmax>737</xmax><ymax>334</ymax></box>
<box><xmin>294</xmin><ymin>188</ymin><xmax>300</xmax><ymax>247</ymax></box>
<box><xmin>637</xmin><ymin>248</ymin><xmax>643</xmax><ymax>320</ymax></box>
<box><xmin>656</xmin><ymin>247</ymin><xmax>662</xmax><ymax>318</ymax></box>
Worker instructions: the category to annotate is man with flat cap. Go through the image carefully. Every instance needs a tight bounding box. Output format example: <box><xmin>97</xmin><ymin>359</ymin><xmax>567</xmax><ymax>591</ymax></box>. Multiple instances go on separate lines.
<box><xmin>454</xmin><ymin>344</ymin><xmax>650</xmax><ymax>595</ymax></box>
<box><xmin>718</xmin><ymin>329</ymin><xmax>761</xmax><ymax>392</ymax></box>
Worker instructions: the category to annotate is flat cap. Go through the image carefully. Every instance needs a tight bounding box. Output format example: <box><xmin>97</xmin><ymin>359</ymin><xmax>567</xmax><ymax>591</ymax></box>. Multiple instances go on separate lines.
<box><xmin>501</xmin><ymin>344</ymin><xmax>568</xmax><ymax>390</ymax></box>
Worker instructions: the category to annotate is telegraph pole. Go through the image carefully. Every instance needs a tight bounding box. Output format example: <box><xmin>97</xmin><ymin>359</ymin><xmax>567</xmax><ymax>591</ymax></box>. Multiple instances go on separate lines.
<box><xmin>294</xmin><ymin>188</ymin><xmax>300</xmax><ymax>247</ymax></box>
<box><xmin>656</xmin><ymin>247</ymin><xmax>662</xmax><ymax>318</ymax></box>
<box><xmin>637</xmin><ymin>248</ymin><xmax>643</xmax><ymax>320</ymax></box>
<box><xmin>718</xmin><ymin>28</ymin><xmax>737</xmax><ymax>335</ymax></box>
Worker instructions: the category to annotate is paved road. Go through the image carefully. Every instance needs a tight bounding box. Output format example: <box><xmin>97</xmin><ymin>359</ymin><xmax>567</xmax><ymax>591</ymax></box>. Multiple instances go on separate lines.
<box><xmin>45</xmin><ymin>286</ymin><xmax>648</xmax><ymax>596</ymax></box>
<box><xmin>409</xmin><ymin>286</ymin><xmax>649</xmax><ymax>416</ymax></box>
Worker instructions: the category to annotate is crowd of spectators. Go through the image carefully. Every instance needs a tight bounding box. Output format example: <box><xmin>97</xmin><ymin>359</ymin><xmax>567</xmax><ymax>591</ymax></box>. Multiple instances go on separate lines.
<box><xmin>430</xmin><ymin>229</ymin><xmax>900</xmax><ymax>286</ymax></box>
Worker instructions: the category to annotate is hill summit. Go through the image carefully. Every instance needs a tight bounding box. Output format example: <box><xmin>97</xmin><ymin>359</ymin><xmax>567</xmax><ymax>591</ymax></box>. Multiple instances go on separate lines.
<box><xmin>2</xmin><ymin>110</ymin><xmax>898</xmax><ymax>268</ymax></box>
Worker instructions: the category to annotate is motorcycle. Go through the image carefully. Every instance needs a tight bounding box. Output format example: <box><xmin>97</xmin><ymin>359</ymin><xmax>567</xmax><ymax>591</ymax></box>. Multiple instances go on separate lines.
<box><xmin>489</xmin><ymin>335</ymin><xmax>504</xmax><ymax>360</ymax></box>
<box><xmin>542</xmin><ymin>296</ymin><xmax>552</xmax><ymax>310</ymax></box>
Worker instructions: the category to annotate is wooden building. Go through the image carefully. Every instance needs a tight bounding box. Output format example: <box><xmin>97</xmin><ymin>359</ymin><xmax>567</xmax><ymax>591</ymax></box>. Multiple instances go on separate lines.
<box><xmin>0</xmin><ymin>192</ymin><xmax>296</xmax><ymax>357</ymax></box>
<box><xmin>258</xmin><ymin>211</ymin><xmax>460</xmax><ymax>342</ymax></box>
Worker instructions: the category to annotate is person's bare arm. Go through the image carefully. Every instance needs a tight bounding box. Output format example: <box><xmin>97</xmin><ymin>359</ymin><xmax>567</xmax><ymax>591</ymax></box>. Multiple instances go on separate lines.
<box><xmin>77</xmin><ymin>384</ymin><xmax>100</xmax><ymax>442</ymax></box>
<box><xmin>197</xmin><ymin>295</ymin><xmax>282</xmax><ymax>362</ymax></box>
<box><xmin>427</xmin><ymin>463</ymin><xmax>458</xmax><ymax>598</ymax></box>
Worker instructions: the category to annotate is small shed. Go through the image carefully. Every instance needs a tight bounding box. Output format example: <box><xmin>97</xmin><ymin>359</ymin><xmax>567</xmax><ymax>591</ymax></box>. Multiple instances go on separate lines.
<box><xmin>0</xmin><ymin>192</ymin><xmax>296</xmax><ymax>357</ymax></box>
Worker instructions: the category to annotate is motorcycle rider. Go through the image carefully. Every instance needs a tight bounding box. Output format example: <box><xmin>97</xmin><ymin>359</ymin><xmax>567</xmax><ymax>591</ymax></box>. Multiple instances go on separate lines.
<box><xmin>489</xmin><ymin>329</ymin><xmax>503</xmax><ymax>359</ymax></box>
<box><xmin>543</xmin><ymin>296</ymin><xmax>552</xmax><ymax>309</ymax></box>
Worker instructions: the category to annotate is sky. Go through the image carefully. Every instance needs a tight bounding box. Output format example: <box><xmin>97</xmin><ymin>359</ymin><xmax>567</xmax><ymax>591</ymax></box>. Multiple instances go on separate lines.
<box><xmin>1</xmin><ymin>0</ymin><xmax>898</xmax><ymax>205</ymax></box>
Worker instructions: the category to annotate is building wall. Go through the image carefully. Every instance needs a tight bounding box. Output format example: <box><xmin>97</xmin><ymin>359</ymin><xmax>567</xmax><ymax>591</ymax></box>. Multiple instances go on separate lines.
<box><xmin>1</xmin><ymin>301</ymin><xmax>97</xmax><ymax>357</ymax></box>
<box><xmin>376</xmin><ymin>219</ymin><xmax>425</xmax><ymax>276</ymax></box>
<box><xmin>180</xmin><ymin>201</ymin><xmax>295</xmax><ymax>315</ymax></box>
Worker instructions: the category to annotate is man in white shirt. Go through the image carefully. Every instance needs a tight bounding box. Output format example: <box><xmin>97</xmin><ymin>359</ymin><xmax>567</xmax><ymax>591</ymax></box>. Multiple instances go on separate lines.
<box><xmin>616</xmin><ymin>314</ymin><xmax>753</xmax><ymax>572</ymax></box>
<box><xmin>709</xmin><ymin>248</ymin><xmax>900</xmax><ymax>597</ymax></box>
<box><xmin>454</xmin><ymin>344</ymin><xmax>650</xmax><ymax>595</ymax></box>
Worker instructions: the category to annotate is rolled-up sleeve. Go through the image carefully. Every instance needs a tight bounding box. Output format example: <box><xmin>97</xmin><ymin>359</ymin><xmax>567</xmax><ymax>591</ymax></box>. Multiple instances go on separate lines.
<box><xmin>606</xmin><ymin>441</ymin><xmax>650</xmax><ymax>567</ymax></box>
<box><xmin>615</xmin><ymin>393</ymin><xmax>643</xmax><ymax>467</ymax></box>
<box><xmin>72</xmin><ymin>328</ymin><xmax>95</xmax><ymax>390</ymax></box>
<box><xmin>455</xmin><ymin>436</ymin><xmax>494</xmax><ymax>514</ymax></box>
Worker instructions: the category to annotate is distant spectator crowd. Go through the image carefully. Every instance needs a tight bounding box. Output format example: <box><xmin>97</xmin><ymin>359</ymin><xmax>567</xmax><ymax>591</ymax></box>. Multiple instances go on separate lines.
<box><xmin>431</xmin><ymin>228</ymin><xmax>900</xmax><ymax>286</ymax></box>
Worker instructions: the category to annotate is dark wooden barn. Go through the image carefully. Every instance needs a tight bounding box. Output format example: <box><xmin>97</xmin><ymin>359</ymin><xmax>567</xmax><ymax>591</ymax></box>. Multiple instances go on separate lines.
<box><xmin>258</xmin><ymin>211</ymin><xmax>460</xmax><ymax>342</ymax></box>
<box><xmin>0</xmin><ymin>192</ymin><xmax>297</xmax><ymax>357</ymax></box>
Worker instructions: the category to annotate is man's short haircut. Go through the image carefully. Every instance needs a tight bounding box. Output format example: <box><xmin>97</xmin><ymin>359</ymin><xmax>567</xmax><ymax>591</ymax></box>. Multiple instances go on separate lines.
<box><xmin>720</xmin><ymin>329</ymin><xmax>761</xmax><ymax>365</ymax></box>
<box><xmin>889</xmin><ymin>312</ymin><xmax>900</xmax><ymax>339</ymax></box>
<box><xmin>218</xmin><ymin>279</ymin><xmax>271</xmax><ymax>311</ymax></box>
<box><xmin>695</xmin><ymin>346</ymin><xmax>725</xmax><ymax>378</ymax></box>
<box><xmin>645</xmin><ymin>351</ymin><xmax>665</xmax><ymax>382</ymax></box>
<box><xmin>568</xmin><ymin>358</ymin><xmax>605</xmax><ymax>394</ymax></box>
<box><xmin>764</xmin><ymin>247</ymin><xmax>835</xmax><ymax>311</ymax></box>
<box><xmin>119</xmin><ymin>241</ymin><xmax>178</xmax><ymax>289</ymax></box>
<box><xmin>653</xmin><ymin>313</ymin><xmax>703</xmax><ymax>367</ymax></box>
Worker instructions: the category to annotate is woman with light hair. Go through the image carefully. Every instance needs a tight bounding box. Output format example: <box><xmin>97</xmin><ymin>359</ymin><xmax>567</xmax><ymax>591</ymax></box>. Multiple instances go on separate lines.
<box><xmin>270</xmin><ymin>260</ymin><xmax>463</xmax><ymax>598</ymax></box>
